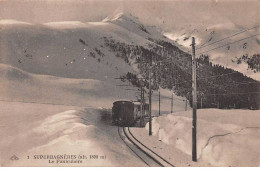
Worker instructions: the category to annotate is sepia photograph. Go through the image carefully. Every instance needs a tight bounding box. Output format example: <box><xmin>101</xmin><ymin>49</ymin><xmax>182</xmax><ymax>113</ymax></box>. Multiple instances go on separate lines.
<box><xmin>0</xmin><ymin>0</ymin><xmax>259</xmax><ymax>167</ymax></box>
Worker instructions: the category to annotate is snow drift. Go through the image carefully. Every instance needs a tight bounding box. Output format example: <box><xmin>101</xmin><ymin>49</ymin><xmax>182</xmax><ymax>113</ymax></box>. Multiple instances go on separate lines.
<box><xmin>0</xmin><ymin>102</ymin><xmax>147</xmax><ymax>166</ymax></box>
<box><xmin>147</xmin><ymin>109</ymin><xmax>260</xmax><ymax>166</ymax></box>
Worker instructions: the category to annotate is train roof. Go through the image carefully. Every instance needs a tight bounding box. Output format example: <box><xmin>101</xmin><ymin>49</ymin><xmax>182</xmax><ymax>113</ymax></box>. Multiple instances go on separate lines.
<box><xmin>113</xmin><ymin>100</ymin><xmax>148</xmax><ymax>105</ymax></box>
<box><xmin>113</xmin><ymin>100</ymin><xmax>133</xmax><ymax>104</ymax></box>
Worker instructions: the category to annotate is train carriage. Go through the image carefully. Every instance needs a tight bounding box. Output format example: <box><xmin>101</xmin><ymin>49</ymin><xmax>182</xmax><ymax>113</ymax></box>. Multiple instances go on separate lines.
<box><xmin>112</xmin><ymin>100</ymin><xmax>149</xmax><ymax>126</ymax></box>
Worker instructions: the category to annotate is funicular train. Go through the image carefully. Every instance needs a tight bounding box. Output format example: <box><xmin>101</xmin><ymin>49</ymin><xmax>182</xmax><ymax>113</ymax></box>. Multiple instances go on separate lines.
<box><xmin>112</xmin><ymin>100</ymin><xmax>149</xmax><ymax>126</ymax></box>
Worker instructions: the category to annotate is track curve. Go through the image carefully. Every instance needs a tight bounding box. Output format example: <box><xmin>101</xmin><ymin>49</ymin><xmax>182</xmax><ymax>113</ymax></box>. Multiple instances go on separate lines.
<box><xmin>118</xmin><ymin>126</ymin><xmax>174</xmax><ymax>167</ymax></box>
<box><xmin>117</xmin><ymin>126</ymin><xmax>151</xmax><ymax>166</ymax></box>
<box><xmin>127</xmin><ymin>127</ymin><xmax>175</xmax><ymax>167</ymax></box>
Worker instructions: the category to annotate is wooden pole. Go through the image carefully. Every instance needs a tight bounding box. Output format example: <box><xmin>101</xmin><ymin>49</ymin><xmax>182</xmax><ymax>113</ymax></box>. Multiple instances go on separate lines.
<box><xmin>201</xmin><ymin>96</ymin><xmax>203</xmax><ymax>109</ymax></box>
<box><xmin>171</xmin><ymin>57</ymin><xmax>174</xmax><ymax>113</ymax></box>
<box><xmin>140</xmin><ymin>85</ymin><xmax>143</xmax><ymax>127</ymax></box>
<box><xmin>191</xmin><ymin>37</ymin><xmax>197</xmax><ymax>162</ymax></box>
<box><xmin>159</xmin><ymin>90</ymin><xmax>161</xmax><ymax>116</ymax></box>
<box><xmin>185</xmin><ymin>99</ymin><xmax>187</xmax><ymax>111</ymax></box>
<box><xmin>149</xmin><ymin>64</ymin><xmax>152</xmax><ymax>136</ymax></box>
<box><xmin>142</xmin><ymin>87</ymin><xmax>145</xmax><ymax>118</ymax></box>
<box><xmin>171</xmin><ymin>91</ymin><xmax>173</xmax><ymax>113</ymax></box>
<box><xmin>157</xmin><ymin>63</ymin><xmax>161</xmax><ymax>117</ymax></box>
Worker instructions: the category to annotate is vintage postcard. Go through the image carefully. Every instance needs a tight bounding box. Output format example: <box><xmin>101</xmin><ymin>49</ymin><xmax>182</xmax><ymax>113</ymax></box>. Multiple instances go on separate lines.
<box><xmin>0</xmin><ymin>0</ymin><xmax>259</xmax><ymax>167</ymax></box>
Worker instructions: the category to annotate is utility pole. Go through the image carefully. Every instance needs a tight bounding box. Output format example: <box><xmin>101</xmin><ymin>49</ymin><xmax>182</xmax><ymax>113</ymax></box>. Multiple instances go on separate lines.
<box><xmin>171</xmin><ymin>57</ymin><xmax>174</xmax><ymax>113</ymax></box>
<box><xmin>191</xmin><ymin>37</ymin><xmax>197</xmax><ymax>162</ymax></box>
<box><xmin>149</xmin><ymin>62</ymin><xmax>152</xmax><ymax>136</ymax></box>
<box><xmin>185</xmin><ymin>99</ymin><xmax>188</xmax><ymax>111</ymax></box>
<box><xmin>159</xmin><ymin>90</ymin><xmax>161</xmax><ymax>116</ymax></box>
<box><xmin>157</xmin><ymin>63</ymin><xmax>161</xmax><ymax>117</ymax></box>
<box><xmin>142</xmin><ymin>87</ymin><xmax>145</xmax><ymax>114</ymax></box>
<box><xmin>140</xmin><ymin>84</ymin><xmax>143</xmax><ymax>127</ymax></box>
<box><xmin>214</xmin><ymin>88</ymin><xmax>216</xmax><ymax>105</ymax></box>
<box><xmin>171</xmin><ymin>91</ymin><xmax>173</xmax><ymax>113</ymax></box>
<box><xmin>201</xmin><ymin>95</ymin><xmax>203</xmax><ymax>109</ymax></box>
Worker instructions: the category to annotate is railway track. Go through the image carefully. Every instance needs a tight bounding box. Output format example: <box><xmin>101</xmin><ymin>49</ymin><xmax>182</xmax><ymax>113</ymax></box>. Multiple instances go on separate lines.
<box><xmin>118</xmin><ymin>126</ymin><xmax>174</xmax><ymax>167</ymax></box>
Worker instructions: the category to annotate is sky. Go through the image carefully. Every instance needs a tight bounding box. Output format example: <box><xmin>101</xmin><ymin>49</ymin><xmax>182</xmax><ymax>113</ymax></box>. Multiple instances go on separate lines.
<box><xmin>0</xmin><ymin>0</ymin><xmax>259</xmax><ymax>30</ymax></box>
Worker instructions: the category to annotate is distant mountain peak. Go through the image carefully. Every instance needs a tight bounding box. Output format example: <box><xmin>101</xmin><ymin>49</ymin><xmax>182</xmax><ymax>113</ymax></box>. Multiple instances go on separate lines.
<box><xmin>102</xmin><ymin>12</ymin><xmax>153</xmax><ymax>37</ymax></box>
<box><xmin>103</xmin><ymin>12</ymin><xmax>141</xmax><ymax>24</ymax></box>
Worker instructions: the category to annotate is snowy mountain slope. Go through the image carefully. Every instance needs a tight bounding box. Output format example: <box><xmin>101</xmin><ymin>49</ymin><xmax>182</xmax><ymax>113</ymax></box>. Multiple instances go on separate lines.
<box><xmin>0</xmin><ymin>13</ymin><xmax>170</xmax><ymax>79</ymax></box>
<box><xmin>0</xmin><ymin>63</ymin><xmax>187</xmax><ymax>112</ymax></box>
<box><xmin>0</xmin><ymin>63</ymin><xmax>138</xmax><ymax>108</ymax></box>
<box><xmin>0</xmin><ymin>13</ymin><xmax>189</xmax><ymax>109</ymax></box>
<box><xmin>1</xmin><ymin>13</ymin><xmax>258</xmax><ymax>81</ymax></box>
<box><xmin>103</xmin><ymin>12</ymin><xmax>166</xmax><ymax>41</ymax></box>
<box><xmin>0</xmin><ymin>22</ymin><xmax>133</xmax><ymax>80</ymax></box>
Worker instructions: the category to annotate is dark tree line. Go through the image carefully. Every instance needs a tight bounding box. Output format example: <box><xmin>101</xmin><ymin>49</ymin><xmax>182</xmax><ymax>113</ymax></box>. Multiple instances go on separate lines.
<box><xmin>104</xmin><ymin>37</ymin><xmax>260</xmax><ymax>110</ymax></box>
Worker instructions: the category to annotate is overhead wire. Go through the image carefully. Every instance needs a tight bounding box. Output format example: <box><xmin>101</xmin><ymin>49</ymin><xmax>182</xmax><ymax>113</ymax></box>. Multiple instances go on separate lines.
<box><xmin>197</xmin><ymin>24</ymin><xmax>260</xmax><ymax>50</ymax></box>
<box><xmin>205</xmin><ymin>91</ymin><xmax>260</xmax><ymax>96</ymax></box>
<box><xmin>197</xmin><ymin>33</ymin><xmax>260</xmax><ymax>56</ymax></box>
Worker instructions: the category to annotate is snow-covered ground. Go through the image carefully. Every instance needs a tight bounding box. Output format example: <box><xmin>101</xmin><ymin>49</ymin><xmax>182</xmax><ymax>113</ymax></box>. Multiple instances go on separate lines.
<box><xmin>0</xmin><ymin>55</ymin><xmax>187</xmax><ymax>167</ymax></box>
<box><xmin>146</xmin><ymin>109</ymin><xmax>260</xmax><ymax>166</ymax></box>
<box><xmin>0</xmin><ymin>63</ymin><xmax>137</xmax><ymax>108</ymax></box>
<box><xmin>0</xmin><ymin>101</ymin><xmax>149</xmax><ymax>166</ymax></box>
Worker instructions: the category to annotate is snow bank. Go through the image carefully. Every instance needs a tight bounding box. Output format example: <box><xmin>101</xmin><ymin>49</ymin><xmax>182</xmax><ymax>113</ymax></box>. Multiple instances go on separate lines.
<box><xmin>146</xmin><ymin>109</ymin><xmax>260</xmax><ymax>166</ymax></box>
<box><xmin>0</xmin><ymin>102</ymin><xmax>146</xmax><ymax>166</ymax></box>
<box><xmin>22</xmin><ymin>109</ymin><xmax>114</xmax><ymax>166</ymax></box>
